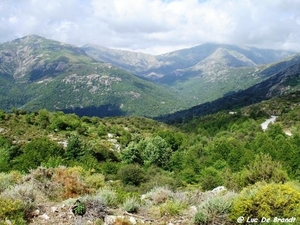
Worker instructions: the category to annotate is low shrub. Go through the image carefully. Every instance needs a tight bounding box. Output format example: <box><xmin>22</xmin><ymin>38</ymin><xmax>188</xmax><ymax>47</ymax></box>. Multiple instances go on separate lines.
<box><xmin>0</xmin><ymin>182</ymin><xmax>45</xmax><ymax>213</ymax></box>
<box><xmin>193</xmin><ymin>211</ymin><xmax>209</xmax><ymax>225</ymax></box>
<box><xmin>159</xmin><ymin>199</ymin><xmax>186</xmax><ymax>216</ymax></box>
<box><xmin>79</xmin><ymin>195</ymin><xmax>107</xmax><ymax>219</ymax></box>
<box><xmin>193</xmin><ymin>191</ymin><xmax>237</xmax><ymax>225</ymax></box>
<box><xmin>0</xmin><ymin>197</ymin><xmax>27</xmax><ymax>225</ymax></box>
<box><xmin>123</xmin><ymin>196</ymin><xmax>140</xmax><ymax>213</ymax></box>
<box><xmin>230</xmin><ymin>182</ymin><xmax>300</xmax><ymax>223</ymax></box>
<box><xmin>0</xmin><ymin>171</ymin><xmax>22</xmax><ymax>192</ymax></box>
<box><xmin>118</xmin><ymin>164</ymin><xmax>146</xmax><ymax>186</ymax></box>
<box><xmin>52</xmin><ymin>166</ymin><xmax>88</xmax><ymax>199</ymax></box>
<box><xmin>84</xmin><ymin>173</ymin><xmax>105</xmax><ymax>191</ymax></box>
<box><xmin>143</xmin><ymin>186</ymin><xmax>173</xmax><ymax>205</ymax></box>
<box><xmin>97</xmin><ymin>187</ymin><xmax>118</xmax><ymax>207</ymax></box>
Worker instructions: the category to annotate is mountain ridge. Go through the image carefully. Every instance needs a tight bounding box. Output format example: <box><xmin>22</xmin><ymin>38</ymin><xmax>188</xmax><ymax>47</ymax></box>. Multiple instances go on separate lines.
<box><xmin>157</xmin><ymin>53</ymin><xmax>300</xmax><ymax>122</ymax></box>
<box><xmin>1</xmin><ymin>35</ymin><xmax>299</xmax><ymax>119</ymax></box>
<box><xmin>0</xmin><ymin>35</ymin><xmax>187</xmax><ymax>117</ymax></box>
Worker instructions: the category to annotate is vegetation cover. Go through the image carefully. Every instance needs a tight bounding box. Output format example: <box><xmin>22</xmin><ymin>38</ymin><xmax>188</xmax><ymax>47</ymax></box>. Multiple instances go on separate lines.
<box><xmin>0</xmin><ymin>91</ymin><xmax>300</xmax><ymax>224</ymax></box>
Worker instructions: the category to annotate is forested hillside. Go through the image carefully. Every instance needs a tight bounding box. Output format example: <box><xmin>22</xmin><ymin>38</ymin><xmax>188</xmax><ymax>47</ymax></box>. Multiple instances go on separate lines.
<box><xmin>0</xmin><ymin>91</ymin><xmax>300</xmax><ymax>224</ymax></box>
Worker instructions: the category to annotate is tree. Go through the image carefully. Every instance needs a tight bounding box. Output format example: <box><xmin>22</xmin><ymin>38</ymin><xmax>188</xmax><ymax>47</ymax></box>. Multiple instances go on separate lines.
<box><xmin>118</xmin><ymin>164</ymin><xmax>146</xmax><ymax>186</ymax></box>
<box><xmin>140</xmin><ymin>136</ymin><xmax>172</xmax><ymax>169</ymax></box>
<box><xmin>240</xmin><ymin>153</ymin><xmax>288</xmax><ymax>187</ymax></box>
<box><xmin>12</xmin><ymin>138</ymin><xmax>64</xmax><ymax>171</ymax></box>
<box><xmin>120</xmin><ymin>142</ymin><xmax>142</xmax><ymax>164</ymax></box>
<box><xmin>65</xmin><ymin>135</ymin><xmax>85</xmax><ymax>160</ymax></box>
<box><xmin>200</xmin><ymin>166</ymin><xmax>223</xmax><ymax>191</ymax></box>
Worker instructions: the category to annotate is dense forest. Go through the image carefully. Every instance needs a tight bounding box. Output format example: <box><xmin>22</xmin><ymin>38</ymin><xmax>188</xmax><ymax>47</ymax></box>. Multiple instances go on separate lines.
<box><xmin>1</xmin><ymin>91</ymin><xmax>300</xmax><ymax>224</ymax></box>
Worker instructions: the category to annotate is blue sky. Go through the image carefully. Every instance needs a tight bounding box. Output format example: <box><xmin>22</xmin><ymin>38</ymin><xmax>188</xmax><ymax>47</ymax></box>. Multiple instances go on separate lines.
<box><xmin>1</xmin><ymin>0</ymin><xmax>300</xmax><ymax>54</ymax></box>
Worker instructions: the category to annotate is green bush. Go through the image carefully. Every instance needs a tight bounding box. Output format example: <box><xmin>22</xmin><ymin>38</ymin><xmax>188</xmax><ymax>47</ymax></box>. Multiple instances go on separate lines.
<box><xmin>118</xmin><ymin>164</ymin><xmax>146</xmax><ymax>186</ymax></box>
<box><xmin>159</xmin><ymin>199</ymin><xmax>186</xmax><ymax>216</ymax></box>
<box><xmin>230</xmin><ymin>182</ymin><xmax>300</xmax><ymax>223</ymax></box>
<box><xmin>0</xmin><ymin>182</ymin><xmax>44</xmax><ymax>211</ymax></box>
<box><xmin>123</xmin><ymin>196</ymin><xmax>140</xmax><ymax>213</ymax></box>
<box><xmin>0</xmin><ymin>171</ymin><xmax>22</xmax><ymax>192</ymax></box>
<box><xmin>12</xmin><ymin>137</ymin><xmax>64</xmax><ymax>171</ymax></box>
<box><xmin>200</xmin><ymin>167</ymin><xmax>223</xmax><ymax>191</ymax></box>
<box><xmin>84</xmin><ymin>173</ymin><xmax>105</xmax><ymax>191</ymax></box>
<box><xmin>97</xmin><ymin>187</ymin><xmax>117</xmax><ymax>207</ymax></box>
<box><xmin>240</xmin><ymin>153</ymin><xmax>289</xmax><ymax>187</ymax></box>
<box><xmin>140</xmin><ymin>136</ymin><xmax>172</xmax><ymax>169</ymax></box>
<box><xmin>193</xmin><ymin>211</ymin><xmax>209</xmax><ymax>225</ymax></box>
<box><xmin>0</xmin><ymin>197</ymin><xmax>26</xmax><ymax>225</ymax></box>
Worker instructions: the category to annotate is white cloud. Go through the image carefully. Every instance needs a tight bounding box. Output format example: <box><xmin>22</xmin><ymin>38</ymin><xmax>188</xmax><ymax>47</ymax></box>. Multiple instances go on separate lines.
<box><xmin>0</xmin><ymin>0</ymin><xmax>300</xmax><ymax>54</ymax></box>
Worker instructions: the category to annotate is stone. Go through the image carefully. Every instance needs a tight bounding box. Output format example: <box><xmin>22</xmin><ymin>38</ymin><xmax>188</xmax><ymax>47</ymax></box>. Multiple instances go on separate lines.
<box><xmin>39</xmin><ymin>213</ymin><xmax>50</xmax><ymax>220</ymax></box>
<box><xmin>129</xmin><ymin>216</ymin><xmax>137</xmax><ymax>224</ymax></box>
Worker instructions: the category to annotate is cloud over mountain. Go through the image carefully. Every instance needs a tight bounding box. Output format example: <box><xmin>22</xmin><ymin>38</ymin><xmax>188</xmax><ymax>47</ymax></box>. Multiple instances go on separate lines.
<box><xmin>1</xmin><ymin>0</ymin><xmax>300</xmax><ymax>54</ymax></box>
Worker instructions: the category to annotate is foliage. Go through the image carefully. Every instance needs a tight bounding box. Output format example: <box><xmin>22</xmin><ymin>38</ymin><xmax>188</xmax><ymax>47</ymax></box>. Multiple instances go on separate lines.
<box><xmin>195</xmin><ymin>191</ymin><xmax>237</xmax><ymax>224</ymax></box>
<box><xmin>52</xmin><ymin>166</ymin><xmax>89</xmax><ymax>199</ymax></box>
<box><xmin>140</xmin><ymin>136</ymin><xmax>172</xmax><ymax>169</ymax></box>
<box><xmin>65</xmin><ymin>135</ymin><xmax>85</xmax><ymax>160</ymax></box>
<box><xmin>84</xmin><ymin>173</ymin><xmax>105</xmax><ymax>191</ymax></box>
<box><xmin>96</xmin><ymin>187</ymin><xmax>118</xmax><ymax>207</ymax></box>
<box><xmin>0</xmin><ymin>197</ymin><xmax>27</xmax><ymax>225</ymax></box>
<box><xmin>240</xmin><ymin>153</ymin><xmax>289</xmax><ymax>187</ymax></box>
<box><xmin>159</xmin><ymin>199</ymin><xmax>186</xmax><ymax>216</ymax></box>
<box><xmin>143</xmin><ymin>186</ymin><xmax>174</xmax><ymax>205</ymax></box>
<box><xmin>120</xmin><ymin>142</ymin><xmax>143</xmax><ymax>164</ymax></box>
<box><xmin>200</xmin><ymin>167</ymin><xmax>223</xmax><ymax>191</ymax></box>
<box><xmin>230</xmin><ymin>182</ymin><xmax>300</xmax><ymax>222</ymax></box>
<box><xmin>72</xmin><ymin>201</ymin><xmax>86</xmax><ymax>216</ymax></box>
<box><xmin>123</xmin><ymin>196</ymin><xmax>140</xmax><ymax>213</ymax></box>
<box><xmin>118</xmin><ymin>164</ymin><xmax>146</xmax><ymax>186</ymax></box>
<box><xmin>0</xmin><ymin>171</ymin><xmax>22</xmax><ymax>192</ymax></box>
<box><xmin>193</xmin><ymin>211</ymin><xmax>209</xmax><ymax>225</ymax></box>
<box><xmin>11</xmin><ymin>137</ymin><xmax>64</xmax><ymax>172</ymax></box>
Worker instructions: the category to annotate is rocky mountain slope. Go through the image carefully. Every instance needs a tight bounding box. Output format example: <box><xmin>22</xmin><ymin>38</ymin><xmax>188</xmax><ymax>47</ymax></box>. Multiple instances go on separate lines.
<box><xmin>159</xmin><ymin>53</ymin><xmax>300</xmax><ymax>122</ymax></box>
<box><xmin>83</xmin><ymin>43</ymin><xmax>296</xmax><ymax>106</ymax></box>
<box><xmin>0</xmin><ymin>35</ymin><xmax>187</xmax><ymax>117</ymax></box>
<box><xmin>83</xmin><ymin>43</ymin><xmax>293</xmax><ymax>79</ymax></box>
<box><xmin>0</xmin><ymin>35</ymin><xmax>298</xmax><ymax>118</ymax></box>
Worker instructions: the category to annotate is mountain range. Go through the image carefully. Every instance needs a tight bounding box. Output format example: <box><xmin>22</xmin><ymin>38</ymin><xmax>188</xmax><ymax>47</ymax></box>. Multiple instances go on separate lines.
<box><xmin>0</xmin><ymin>35</ymin><xmax>187</xmax><ymax>117</ymax></box>
<box><xmin>0</xmin><ymin>35</ymin><xmax>299</xmax><ymax>118</ymax></box>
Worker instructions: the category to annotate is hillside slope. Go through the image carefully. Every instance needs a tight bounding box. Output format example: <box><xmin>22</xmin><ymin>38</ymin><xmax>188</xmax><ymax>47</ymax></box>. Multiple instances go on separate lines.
<box><xmin>0</xmin><ymin>35</ymin><xmax>187</xmax><ymax>117</ymax></box>
<box><xmin>159</xmin><ymin>53</ymin><xmax>300</xmax><ymax>122</ymax></box>
<box><xmin>84</xmin><ymin>43</ymin><xmax>296</xmax><ymax>106</ymax></box>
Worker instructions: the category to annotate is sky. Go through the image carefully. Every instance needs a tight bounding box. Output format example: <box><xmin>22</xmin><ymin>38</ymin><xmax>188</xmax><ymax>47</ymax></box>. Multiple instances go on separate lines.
<box><xmin>1</xmin><ymin>0</ymin><xmax>300</xmax><ymax>54</ymax></box>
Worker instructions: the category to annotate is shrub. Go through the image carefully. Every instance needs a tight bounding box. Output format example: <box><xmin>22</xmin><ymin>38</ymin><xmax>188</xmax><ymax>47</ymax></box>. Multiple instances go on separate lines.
<box><xmin>195</xmin><ymin>191</ymin><xmax>237</xmax><ymax>224</ymax></box>
<box><xmin>199</xmin><ymin>191</ymin><xmax>236</xmax><ymax>215</ymax></box>
<box><xmin>72</xmin><ymin>200</ymin><xmax>86</xmax><ymax>216</ymax></box>
<box><xmin>123</xmin><ymin>196</ymin><xmax>140</xmax><ymax>213</ymax></box>
<box><xmin>0</xmin><ymin>197</ymin><xmax>26</xmax><ymax>225</ymax></box>
<box><xmin>97</xmin><ymin>187</ymin><xmax>118</xmax><ymax>207</ymax></box>
<box><xmin>143</xmin><ymin>186</ymin><xmax>174</xmax><ymax>205</ymax></box>
<box><xmin>140</xmin><ymin>136</ymin><xmax>172</xmax><ymax>169</ymax></box>
<box><xmin>84</xmin><ymin>173</ymin><xmax>105</xmax><ymax>191</ymax></box>
<box><xmin>52</xmin><ymin>166</ymin><xmax>88</xmax><ymax>199</ymax></box>
<box><xmin>240</xmin><ymin>153</ymin><xmax>288</xmax><ymax>187</ymax></box>
<box><xmin>65</xmin><ymin>135</ymin><xmax>84</xmax><ymax>160</ymax></box>
<box><xmin>230</xmin><ymin>182</ymin><xmax>300</xmax><ymax>223</ymax></box>
<box><xmin>0</xmin><ymin>182</ymin><xmax>47</xmax><ymax>219</ymax></box>
<box><xmin>12</xmin><ymin>137</ymin><xmax>64</xmax><ymax>172</ymax></box>
<box><xmin>80</xmin><ymin>195</ymin><xmax>107</xmax><ymax>219</ymax></box>
<box><xmin>200</xmin><ymin>167</ymin><xmax>223</xmax><ymax>191</ymax></box>
<box><xmin>159</xmin><ymin>199</ymin><xmax>186</xmax><ymax>216</ymax></box>
<box><xmin>0</xmin><ymin>171</ymin><xmax>22</xmax><ymax>192</ymax></box>
<box><xmin>193</xmin><ymin>211</ymin><xmax>209</xmax><ymax>225</ymax></box>
<box><xmin>118</xmin><ymin>164</ymin><xmax>146</xmax><ymax>186</ymax></box>
<box><xmin>120</xmin><ymin>142</ymin><xmax>142</xmax><ymax>164</ymax></box>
